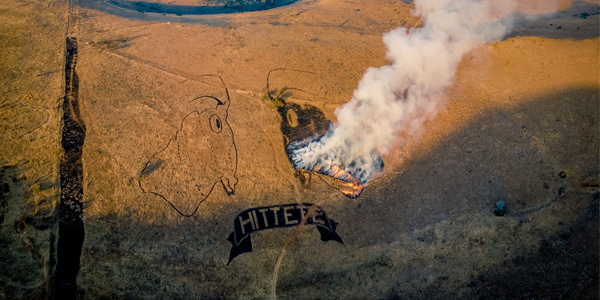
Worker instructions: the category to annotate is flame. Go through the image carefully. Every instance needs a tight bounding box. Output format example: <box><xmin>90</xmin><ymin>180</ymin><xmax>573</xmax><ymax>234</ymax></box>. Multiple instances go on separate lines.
<box><xmin>341</xmin><ymin>180</ymin><xmax>364</xmax><ymax>198</ymax></box>
<box><xmin>300</xmin><ymin>165</ymin><xmax>365</xmax><ymax>198</ymax></box>
<box><xmin>287</xmin><ymin>135</ymin><xmax>383</xmax><ymax>198</ymax></box>
<box><xmin>332</xmin><ymin>166</ymin><xmax>345</xmax><ymax>178</ymax></box>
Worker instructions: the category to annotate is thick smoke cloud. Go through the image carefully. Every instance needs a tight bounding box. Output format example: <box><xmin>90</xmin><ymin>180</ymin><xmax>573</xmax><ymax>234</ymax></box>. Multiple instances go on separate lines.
<box><xmin>288</xmin><ymin>0</ymin><xmax>543</xmax><ymax>185</ymax></box>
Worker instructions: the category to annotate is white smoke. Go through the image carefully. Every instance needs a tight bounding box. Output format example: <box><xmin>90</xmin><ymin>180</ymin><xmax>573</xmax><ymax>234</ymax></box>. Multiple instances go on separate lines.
<box><xmin>288</xmin><ymin>0</ymin><xmax>532</xmax><ymax>184</ymax></box>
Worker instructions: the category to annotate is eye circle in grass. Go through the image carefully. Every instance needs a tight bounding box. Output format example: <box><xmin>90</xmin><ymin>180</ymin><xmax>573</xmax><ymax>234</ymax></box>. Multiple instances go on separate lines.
<box><xmin>209</xmin><ymin>114</ymin><xmax>223</xmax><ymax>133</ymax></box>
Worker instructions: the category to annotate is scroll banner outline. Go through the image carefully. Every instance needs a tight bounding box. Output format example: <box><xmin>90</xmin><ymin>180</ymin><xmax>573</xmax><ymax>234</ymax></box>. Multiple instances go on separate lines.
<box><xmin>227</xmin><ymin>203</ymin><xmax>343</xmax><ymax>264</ymax></box>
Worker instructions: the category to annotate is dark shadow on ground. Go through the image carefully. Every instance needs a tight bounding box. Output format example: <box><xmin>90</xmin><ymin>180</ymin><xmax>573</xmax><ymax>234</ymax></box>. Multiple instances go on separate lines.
<box><xmin>508</xmin><ymin>1</ymin><xmax>600</xmax><ymax>40</ymax></box>
<box><xmin>379</xmin><ymin>196</ymin><xmax>599</xmax><ymax>299</ymax></box>
<box><xmin>460</xmin><ymin>198</ymin><xmax>598</xmax><ymax>299</ymax></box>
<box><xmin>393</xmin><ymin>0</ymin><xmax>599</xmax><ymax>40</ymax></box>
<box><xmin>78</xmin><ymin>199</ymin><xmax>330</xmax><ymax>298</ymax></box>
<box><xmin>274</xmin><ymin>87</ymin><xmax>598</xmax><ymax>298</ymax></box>
<box><xmin>341</xmin><ymin>87</ymin><xmax>599</xmax><ymax>246</ymax></box>
<box><xmin>79</xmin><ymin>87</ymin><xmax>598</xmax><ymax>298</ymax></box>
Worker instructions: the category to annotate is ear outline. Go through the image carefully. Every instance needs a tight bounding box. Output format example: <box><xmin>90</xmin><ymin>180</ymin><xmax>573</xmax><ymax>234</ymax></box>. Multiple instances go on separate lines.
<box><xmin>197</xmin><ymin>74</ymin><xmax>231</xmax><ymax>110</ymax></box>
<box><xmin>265</xmin><ymin>68</ymin><xmax>316</xmax><ymax>103</ymax></box>
<box><xmin>190</xmin><ymin>95</ymin><xmax>224</xmax><ymax>106</ymax></box>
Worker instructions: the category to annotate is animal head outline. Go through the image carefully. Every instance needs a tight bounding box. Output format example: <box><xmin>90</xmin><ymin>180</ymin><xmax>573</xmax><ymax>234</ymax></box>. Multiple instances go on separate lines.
<box><xmin>139</xmin><ymin>75</ymin><xmax>238</xmax><ymax>217</ymax></box>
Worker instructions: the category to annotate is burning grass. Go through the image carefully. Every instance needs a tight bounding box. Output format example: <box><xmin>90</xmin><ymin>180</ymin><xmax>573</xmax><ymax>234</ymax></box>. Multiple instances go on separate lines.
<box><xmin>310</xmin><ymin>165</ymin><xmax>365</xmax><ymax>198</ymax></box>
<box><xmin>287</xmin><ymin>134</ymin><xmax>384</xmax><ymax>198</ymax></box>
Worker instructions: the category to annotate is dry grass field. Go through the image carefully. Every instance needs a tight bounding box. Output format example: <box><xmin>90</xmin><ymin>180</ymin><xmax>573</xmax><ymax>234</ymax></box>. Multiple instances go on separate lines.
<box><xmin>1</xmin><ymin>0</ymin><xmax>598</xmax><ymax>298</ymax></box>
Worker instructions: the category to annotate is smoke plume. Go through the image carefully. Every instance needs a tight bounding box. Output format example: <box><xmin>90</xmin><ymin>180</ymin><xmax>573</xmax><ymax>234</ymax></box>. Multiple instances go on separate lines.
<box><xmin>288</xmin><ymin>0</ymin><xmax>531</xmax><ymax>186</ymax></box>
